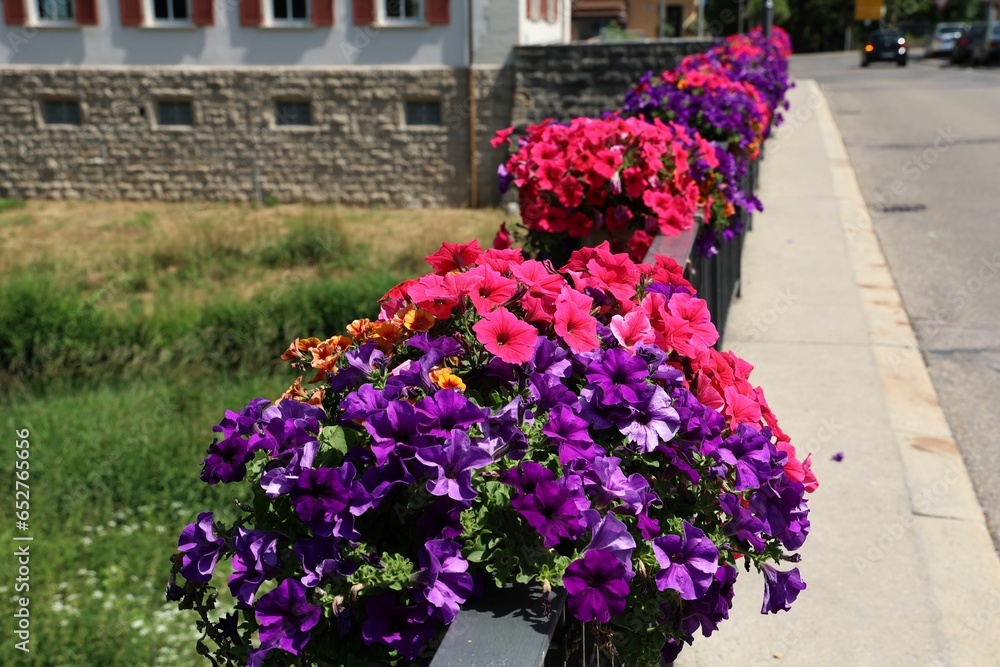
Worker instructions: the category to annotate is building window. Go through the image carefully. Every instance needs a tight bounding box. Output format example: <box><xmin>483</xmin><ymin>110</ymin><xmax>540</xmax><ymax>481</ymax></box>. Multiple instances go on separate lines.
<box><xmin>42</xmin><ymin>100</ymin><xmax>81</xmax><ymax>125</ymax></box>
<box><xmin>405</xmin><ymin>100</ymin><xmax>441</xmax><ymax>126</ymax></box>
<box><xmin>157</xmin><ymin>100</ymin><xmax>194</xmax><ymax>126</ymax></box>
<box><xmin>275</xmin><ymin>101</ymin><xmax>311</xmax><ymax>126</ymax></box>
<box><xmin>37</xmin><ymin>0</ymin><xmax>74</xmax><ymax>20</ymax></box>
<box><xmin>151</xmin><ymin>0</ymin><xmax>189</xmax><ymax>21</ymax></box>
<box><xmin>271</xmin><ymin>0</ymin><xmax>307</xmax><ymax>21</ymax></box>
<box><xmin>383</xmin><ymin>0</ymin><xmax>421</xmax><ymax>22</ymax></box>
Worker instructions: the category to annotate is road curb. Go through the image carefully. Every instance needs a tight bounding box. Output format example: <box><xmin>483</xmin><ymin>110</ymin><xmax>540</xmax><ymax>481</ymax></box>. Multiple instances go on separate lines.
<box><xmin>806</xmin><ymin>77</ymin><xmax>1000</xmax><ymax>664</ymax></box>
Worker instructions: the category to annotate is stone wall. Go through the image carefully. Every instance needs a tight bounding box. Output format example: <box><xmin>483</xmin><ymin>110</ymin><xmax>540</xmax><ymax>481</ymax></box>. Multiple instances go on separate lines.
<box><xmin>0</xmin><ymin>66</ymin><xmax>514</xmax><ymax>207</ymax></box>
<box><xmin>511</xmin><ymin>38</ymin><xmax>714</xmax><ymax>125</ymax></box>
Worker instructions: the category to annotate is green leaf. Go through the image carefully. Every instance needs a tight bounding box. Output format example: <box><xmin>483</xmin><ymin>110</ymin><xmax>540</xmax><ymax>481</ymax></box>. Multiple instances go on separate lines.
<box><xmin>319</xmin><ymin>425</ymin><xmax>348</xmax><ymax>457</ymax></box>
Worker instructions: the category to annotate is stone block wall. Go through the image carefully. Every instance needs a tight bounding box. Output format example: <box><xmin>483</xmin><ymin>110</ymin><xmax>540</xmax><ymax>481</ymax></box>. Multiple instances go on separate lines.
<box><xmin>0</xmin><ymin>66</ymin><xmax>514</xmax><ymax>207</ymax></box>
<box><xmin>511</xmin><ymin>38</ymin><xmax>714</xmax><ymax>125</ymax></box>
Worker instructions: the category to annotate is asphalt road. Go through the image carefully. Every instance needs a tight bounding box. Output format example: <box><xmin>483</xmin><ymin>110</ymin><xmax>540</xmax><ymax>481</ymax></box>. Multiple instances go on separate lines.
<box><xmin>791</xmin><ymin>51</ymin><xmax>1000</xmax><ymax>549</ymax></box>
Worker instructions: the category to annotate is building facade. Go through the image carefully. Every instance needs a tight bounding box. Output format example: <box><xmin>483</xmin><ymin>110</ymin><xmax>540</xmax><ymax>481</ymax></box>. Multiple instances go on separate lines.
<box><xmin>0</xmin><ymin>0</ymin><xmax>571</xmax><ymax>206</ymax></box>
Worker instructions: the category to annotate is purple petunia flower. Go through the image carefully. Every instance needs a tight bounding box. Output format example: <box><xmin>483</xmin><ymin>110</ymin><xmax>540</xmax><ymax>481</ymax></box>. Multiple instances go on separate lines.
<box><xmin>719</xmin><ymin>493</ymin><xmax>767</xmax><ymax>551</ymax></box>
<box><xmin>416</xmin><ymin>539</ymin><xmax>474</xmax><ymax>624</ymax></box>
<box><xmin>760</xmin><ymin>564</ymin><xmax>806</xmax><ymax>614</ymax></box>
<box><xmin>415</xmin><ymin>430</ymin><xmax>492</xmax><ymax>502</ymax></box>
<box><xmin>619</xmin><ymin>385</ymin><xmax>680</xmax><ymax>453</ymax></box>
<box><xmin>291</xmin><ymin>463</ymin><xmax>372</xmax><ymax>540</ymax></box>
<box><xmin>529</xmin><ymin>337</ymin><xmax>572</xmax><ymax>378</ymax></box>
<box><xmin>415</xmin><ymin>389</ymin><xmax>489</xmax><ymax>437</ymax></box>
<box><xmin>563</xmin><ymin>549</ymin><xmax>631</xmax><ymax>623</ymax></box>
<box><xmin>249</xmin><ymin>400</ymin><xmax>324</xmax><ymax>470</ymax></box>
<box><xmin>575</xmin><ymin>456</ymin><xmax>650</xmax><ymax>516</ymax></box>
<box><xmin>501</xmin><ymin>460</ymin><xmax>555</xmax><ymax>497</ymax></box>
<box><xmin>408</xmin><ymin>332</ymin><xmax>465</xmax><ymax>357</ymax></box>
<box><xmin>652</xmin><ymin>521</ymin><xmax>719</xmax><ymax>600</ymax></box>
<box><xmin>417</xmin><ymin>498</ymin><xmax>468</xmax><ymax>540</ymax></box>
<box><xmin>229</xmin><ymin>528</ymin><xmax>283</xmax><ymax>607</ymax></box>
<box><xmin>585</xmin><ymin>348</ymin><xmax>651</xmax><ymax>407</ymax></box>
<box><xmin>201</xmin><ymin>432</ymin><xmax>253</xmax><ymax>485</ymax></box>
<box><xmin>295</xmin><ymin>535</ymin><xmax>357</xmax><ymax>588</ymax></box>
<box><xmin>544</xmin><ymin>405</ymin><xmax>600</xmax><ymax>464</ymax></box>
<box><xmin>482</xmin><ymin>397</ymin><xmax>529</xmax><ymax>458</ymax></box>
<box><xmin>512</xmin><ymin>476</ymin><xmax>590</xmax><ymax>547</ymax></box>
<box><xmin>528</xmin><ymin>372</ymin><xmax>578</xmax><ymax>414</ymax></box>
<box><xmin>177</xmin><ymin>512</ymin><xmax>225</xmax><ymax>583</ymax></box>
<box><xmin>341</xmin><ymin>384</ymin><xmax>388</xmax><ymax>422</ymax></box>
<box><xmin>213</xmin><ymin>397</ymin><xmax>270</xmax><ymax>440</ymax></box>
<box><xmin>583</xmin><ymin>509</ymin><xmax>636</xmax><ymax>575</ymax></box>
<box><xmin>361</xmin><ymin>592</ymin><xmax>439</xmax><ymax>661</ymax></box>
<box><xmin>364</xmin><ymin>400</ymin><xmax>435</xmax><ymax>465</ymax></box>
<box><xmin>749</xmin><ymin>476</ymin><xmax>810</xmax><ymax>550</ymax></box>
<box><xmin>255</xmin><ymin>579</ymin><xmax>321</xmax><ymax>656</ymax></box>
<box><xmin>716</xmin><ymin>423</ymin><xmax>777</xmax><ymax>491</ymax></box>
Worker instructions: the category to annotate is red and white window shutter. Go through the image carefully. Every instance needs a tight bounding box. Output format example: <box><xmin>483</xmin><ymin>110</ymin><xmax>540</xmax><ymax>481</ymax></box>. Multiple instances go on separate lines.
<box><xmin>192</xmin><ymin>0</ymin><xmax>214</xmax><ymax>25</ymax></box>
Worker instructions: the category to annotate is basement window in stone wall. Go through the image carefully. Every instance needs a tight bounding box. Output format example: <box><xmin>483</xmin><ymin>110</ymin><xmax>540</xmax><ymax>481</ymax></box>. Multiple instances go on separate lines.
<box><xmin>42</xmin><ymin>100</ymin><xmax>81</xmax><ymax>126</ymax></box>
<box><xmin>157</xmin><ymin>100</ymin><xmax>194</xmax><ymax>126</ymax></box>
<box><xmin>405</xmin><ymin>100</ymin><xmax>441</xmax><ymax>127</ymax></box>
<box><xmin>275</xmin><ymin>101</ymin><xmax>311</xmax><ymax>126</ymax></box>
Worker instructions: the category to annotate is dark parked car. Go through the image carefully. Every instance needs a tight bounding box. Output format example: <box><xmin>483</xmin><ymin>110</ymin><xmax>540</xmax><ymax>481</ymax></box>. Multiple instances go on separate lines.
<box><xmin>971</xmin><ymin>24</ymin><xmax>1000</xmax><ymax>65</ymax></box>
<box><xmin>951</xmin><ymin>23</ymin><xmax>986</xmax><ymax>65</ymax></box>
<box><xmin>861</xmin><ymin>29</ymin><xmax>908</xmax><ymax>67</ymax></box>
<box><xmin>927</xmin><ymin>22</ymin><xmax>967</xmax><ymax>57</ymax></box>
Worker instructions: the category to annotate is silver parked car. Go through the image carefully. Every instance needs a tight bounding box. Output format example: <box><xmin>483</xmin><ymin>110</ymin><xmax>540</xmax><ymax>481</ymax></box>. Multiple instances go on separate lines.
<box><xmin>927</xmin><ymin>22</ymin><xmax>967</xmax><ymax>57</ymax></box>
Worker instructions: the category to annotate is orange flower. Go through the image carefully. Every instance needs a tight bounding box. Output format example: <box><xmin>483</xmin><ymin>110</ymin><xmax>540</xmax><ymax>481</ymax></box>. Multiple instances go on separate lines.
<box><xmin>347</xmin><ymin>318</ymin><xmax>372</xmax><ymax>342</ymax></box>
<box><xmin>723</xmin><ymin>201</ymin><xmax>736</xmax><ymax>218</ymax></box>
<box><xmin>402</xmin><ymin>307</ymin><xmax>436</xmax><ymax>333</ymax></box>
<box><xmin>278</xmin><ymin>376</ymin><xmax>308</xmax><ymax>403</ymax></box>
<box><xmin>280</xmin><ymin>337</ymin><xmax>321</xmax><ymax>362</ymax></box>
<box><xmin>429</xmin><ymin>367</ymin><xmax>466</xmax><ymax>392</ymax></box>
<box><xmin>370</xmin><ymin>321</ymin><xmax>405</xmax><ymax>354</ymax></box>
<box><xmin>307</xmin><ymin>388</ymin><xmax>326</xmax><ymax>410</ymax></box>
<box><xmin>309</xmin><ymin>341</ymin><xmax>344</xmax><ymax>383</ymax></box>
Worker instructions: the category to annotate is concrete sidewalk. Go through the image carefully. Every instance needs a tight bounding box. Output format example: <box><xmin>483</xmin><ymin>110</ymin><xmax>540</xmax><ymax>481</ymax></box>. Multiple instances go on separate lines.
<box><xmin>675</xmin><ymin>81</ymin><xmax>1000</xmax><ymax>667</ymax></box>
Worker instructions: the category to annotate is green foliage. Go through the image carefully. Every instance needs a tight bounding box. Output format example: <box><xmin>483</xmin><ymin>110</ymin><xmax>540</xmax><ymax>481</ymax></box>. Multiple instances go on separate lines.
<box><xmin>0</xmin><ymin>271</ymin><xmax>400</xmax><ymax>396</ymax></box>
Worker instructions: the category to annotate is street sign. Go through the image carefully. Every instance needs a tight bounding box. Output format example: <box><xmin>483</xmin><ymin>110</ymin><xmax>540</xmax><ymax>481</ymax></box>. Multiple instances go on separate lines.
<box><xmin>855</xmin><ymin>0</ymin><xmax>882</xmax><ymax>20</ymax></box>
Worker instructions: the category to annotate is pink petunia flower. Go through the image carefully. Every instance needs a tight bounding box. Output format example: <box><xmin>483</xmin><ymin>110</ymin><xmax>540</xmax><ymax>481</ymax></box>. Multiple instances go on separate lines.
<box><xmin>471</xmin><ymin>307</ymin><xmax>538</xmax><ymax>364</ymax></box>
<box><xmin>554</xmin><ymin>287</ymin><xmax>599</xmax><ymax>354</ymax></box>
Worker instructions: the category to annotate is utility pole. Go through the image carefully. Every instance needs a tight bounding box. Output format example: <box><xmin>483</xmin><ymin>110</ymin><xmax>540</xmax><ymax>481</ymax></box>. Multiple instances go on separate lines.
<box><xmin>764</xmin><ymin>0</ymin><xmax>773</xmax><ymax>36</ymax></box>
<box><xmin>697</xmin><ymin>0</ymin><xmax>705</xmax><ymax>36</ymax></box>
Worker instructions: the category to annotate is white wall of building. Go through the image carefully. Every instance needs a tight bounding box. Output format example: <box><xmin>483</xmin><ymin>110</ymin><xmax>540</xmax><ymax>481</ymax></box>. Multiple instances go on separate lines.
<box><xmin>0</xmin><ymin>0</ymin><xmax>469</xmax><ymax>66</ymax></box>
<box><xmin>0</xmin><ymin>0</ymin><xmax>570</xmax><ymax>66</ymax></box>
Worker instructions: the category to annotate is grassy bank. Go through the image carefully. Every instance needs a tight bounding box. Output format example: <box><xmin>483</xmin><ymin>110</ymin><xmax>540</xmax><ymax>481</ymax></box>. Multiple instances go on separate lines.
<box><xmin>0</xmin><ymin>200</ymin><xmax>507</xmax><ymax>665</ymax></box>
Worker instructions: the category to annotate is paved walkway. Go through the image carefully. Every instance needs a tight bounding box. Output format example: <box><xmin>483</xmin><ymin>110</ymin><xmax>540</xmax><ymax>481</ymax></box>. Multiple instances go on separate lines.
<box><xmin>675</xmin><ymin>80</ymin><xmax>1000</xmax><ymax>667</ymax></box>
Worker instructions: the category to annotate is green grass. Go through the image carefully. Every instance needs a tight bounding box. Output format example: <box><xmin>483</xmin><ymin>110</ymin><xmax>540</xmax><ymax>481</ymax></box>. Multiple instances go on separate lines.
<box><xmin>0</xmin><ymin>197</ymin><xmax>26</xmax><ymax>213</ymax></box>
<box><xmin>1</xmin><ymin>372</ymin><xmax>280</xmax><ymax>666</ymax></box>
